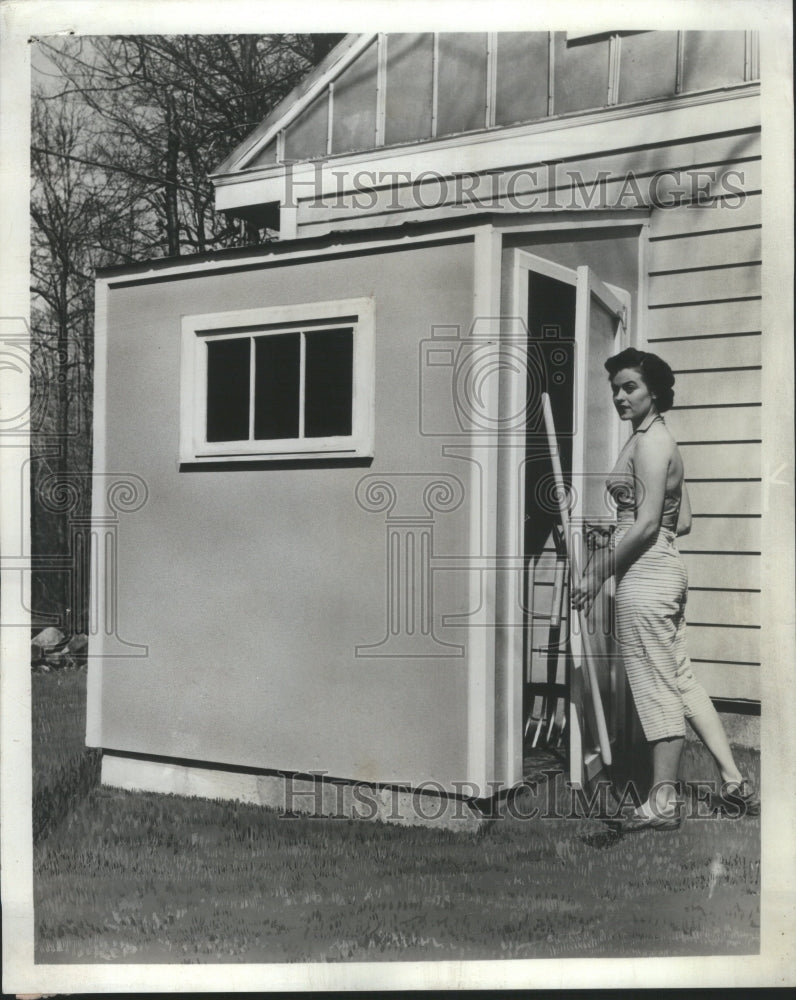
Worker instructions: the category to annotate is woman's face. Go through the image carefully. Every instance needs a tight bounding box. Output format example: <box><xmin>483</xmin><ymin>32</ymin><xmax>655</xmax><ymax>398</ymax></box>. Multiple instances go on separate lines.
<box><xmin>610</xmin><ymin>366</ymin><xmax>656</xmax><ymax>426</ymax></box>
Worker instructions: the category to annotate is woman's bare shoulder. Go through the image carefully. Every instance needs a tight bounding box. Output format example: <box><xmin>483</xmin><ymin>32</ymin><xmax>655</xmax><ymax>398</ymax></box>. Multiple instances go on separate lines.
<box><xmin>644</xmin><ymin>420</ymin><xmax>684</xmax><ymax>478</ymax></box>
<box><xmin>638</xmin><ymin>420</ymin><xmax>677</xmax><ymax>453</ymax></box>
<box><xmin>633</xmin><ymin>421</ymin><xmax>679</xmax><ymax>471</ymax></box>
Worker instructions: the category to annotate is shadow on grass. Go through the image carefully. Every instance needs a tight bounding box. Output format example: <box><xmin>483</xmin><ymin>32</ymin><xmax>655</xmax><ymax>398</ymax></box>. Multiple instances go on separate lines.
<box><xmin>32</xmin><ymin>666</ymin><xmax>101</xmax><ymax>845</ymax></box>
<box><xmin>33</xmin><ymin>746</ymin><xmax>101</xmax><ymax>844</ymax></box>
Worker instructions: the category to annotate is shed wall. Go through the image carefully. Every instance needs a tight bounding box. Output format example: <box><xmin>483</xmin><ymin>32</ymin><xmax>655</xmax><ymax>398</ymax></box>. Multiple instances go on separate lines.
<box><xmin>92</xmin><ymin>240</ymin><xmax>479</xmax><ymax>789</ymax></box>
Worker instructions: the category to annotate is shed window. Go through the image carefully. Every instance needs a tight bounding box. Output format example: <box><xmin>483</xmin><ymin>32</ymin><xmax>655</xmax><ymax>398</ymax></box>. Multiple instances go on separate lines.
<box><xmin>181</xmin><ymin>298</ymin><xmax>374</xmax><ymax>463</ymax></box>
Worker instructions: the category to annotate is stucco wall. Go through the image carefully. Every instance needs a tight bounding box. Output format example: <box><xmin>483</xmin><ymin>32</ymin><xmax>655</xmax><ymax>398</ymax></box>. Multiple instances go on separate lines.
<box><xmin>92</xmin><ymin>239</ymin><xmax>479</xmax><ymax>789</ymax></box>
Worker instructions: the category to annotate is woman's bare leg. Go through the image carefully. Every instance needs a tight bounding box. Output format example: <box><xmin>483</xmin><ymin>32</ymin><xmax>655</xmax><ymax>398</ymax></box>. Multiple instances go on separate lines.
<box><xmin>647</xmin><ymin>736</ymin><xmax>685</xmax><ymax>813</ymax></box>
<box><xmin>687</xmin><ymin>706</ymin><xmax>743</xmax><ymax>785</ymax></box>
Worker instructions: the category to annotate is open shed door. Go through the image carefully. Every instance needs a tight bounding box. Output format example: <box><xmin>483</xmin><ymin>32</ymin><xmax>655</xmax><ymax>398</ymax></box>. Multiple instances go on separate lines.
<box><xmin>504</xmin><ymin>249</ymin><xmax>630</xmax><ymax>790</ymax></box>
<box><xmin>569</xmin><ymin>265</ymin><xmax>630</xmax><ymax>787</ymax></box>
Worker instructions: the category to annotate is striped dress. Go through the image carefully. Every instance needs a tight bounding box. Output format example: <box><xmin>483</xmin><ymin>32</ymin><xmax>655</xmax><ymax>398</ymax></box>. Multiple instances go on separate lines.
<box><xmin>607</xmin><ymin>413</ymin><xmax>714</xmax><ymax>741</ymax></box>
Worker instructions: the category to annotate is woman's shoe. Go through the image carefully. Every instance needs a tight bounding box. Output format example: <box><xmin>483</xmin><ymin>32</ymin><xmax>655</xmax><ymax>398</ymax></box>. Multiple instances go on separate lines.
<box><xmin>610</xmin><ymin>800</ymin><xmax>683</xmax><ymax>833</ymax></box>
<box><xmin>616</xmin><ymin>812</ymin><xmax>682</xmax><ymax>833</ymax></box>
<box><xmin>717</xmin><ymin>777</ymin><xmax>760</xmax><ymax>817</ymax></box>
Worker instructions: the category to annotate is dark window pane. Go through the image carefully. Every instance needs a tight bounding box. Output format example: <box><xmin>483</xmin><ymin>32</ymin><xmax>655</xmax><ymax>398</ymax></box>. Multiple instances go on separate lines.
<box><xmin>304</xmin><ymin>328</ymin><xmax>354</xmax><ymax>438</ymax></box>
<box><xmin>254</xmin><ymin>333</ymin><xmax>300</xmax><ymax>440</ymax></box>
<box><xmin>436</xmin><ymin>33</ymin><xmax>489</xmax><ymax>135</ymax></box>
<box><xmin>206</xmin><ymin>338</ymin><xmax>250</xmax><ymax>442</ymax></box>
<box><xmin>385</xmin><ymin>33</ymin><xmax>434</xmax><ymax>145</ymax></box>
<box><xmin>332</xmin><ymin>40</ymin><xmax>378</xmax><ymax>154</ymax></box>
<box><xmin>526</xmin><ymin>271</ymin><xmax>576</xmax><ymax>459</ymax></box>
<box><xmin>553</xmin><ymin>33</ymin><xmax>610</xmax><ymax>115</ymax></box>
<box><xmin>495</xmin><ymin>32</ymin><xmax>549</xmax><ymax>126</ymax></box>
<box><xmin>682</xmin><ymin>31</ymin><xmax>746</xmax><ymax>92</ymax></box>
<box><xmin>618</xmin><ymin>31</ymin><xmax>678</xmax><ymax>103</ymax></box>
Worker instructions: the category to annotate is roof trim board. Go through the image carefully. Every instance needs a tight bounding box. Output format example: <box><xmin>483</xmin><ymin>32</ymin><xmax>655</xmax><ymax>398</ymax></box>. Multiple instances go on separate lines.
<box><xmin>95</xmin><ymin>210</ymin><xmax>649</xmax><ymax>285</ymax></box>
<box><xmin>212</xmin><ymin>80</ymin><xmax>759</xmax><ymax>188</ymax></box>
<box><xmin>214</xmin><ymin>33</ymin><xmax>377</xmax><ymax>175</ymax></box>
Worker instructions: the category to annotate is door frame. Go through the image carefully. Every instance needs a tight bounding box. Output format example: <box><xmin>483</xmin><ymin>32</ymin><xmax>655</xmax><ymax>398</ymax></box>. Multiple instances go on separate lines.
<box><xmin>501</xmin><ymin>247</ymin><xmax>632</xmax><ymax>788</ymax></box>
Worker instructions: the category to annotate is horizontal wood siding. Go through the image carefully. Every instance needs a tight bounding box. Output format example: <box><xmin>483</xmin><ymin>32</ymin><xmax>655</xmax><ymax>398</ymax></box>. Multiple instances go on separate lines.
<box><xmin>682</xmin><ymin>517</ymin><xmax>760</xmax><ymax>553</ymax></box>
<box><xmin>650</xmin><ymin>227</ymin><xmax>761</xmax><ymax>271</ymax></box>
<box><xmin>656</xmin><ymin>333</ymin><xmax>761</xmax><ymax>372</ymax></box>
<box><xmin>646</xmin><ymin>298</ymin><xmax>760</xmax><ymax>339</ymax></box>
<box><xmin>664</xmin><ymin>403</ymin><xmax>760</xmax><ymax>443</ymax></box>
<box><xmin>686</xmin><ymin>589</ymin><xmax>760</xmax><ymax>628</ymax></box>
<box><xmin>673</xmin><ymin>370</ymin><xmax>761</xmax><ymax>408</ymax></box>
<box><xmin>648</xmin><ymin>262</ymin><xmax>761</xmax><ymax>306</ymax></box>
<box><xmin>649</xmin><ymin>192</ymin><xmax>761</xmax><ymax>239</ymax></box>
<box><xmin>679</xmin><ymin>442</ymin><xmax>760</xmax><ymax>480</ymax></box>
<box><xmin>680</xmin><ymin>552</ymin><xmax>760</xmax><ymax>591</ymax></box>
<box><xmin>647</xmin><ymin>156</ymin><xmax>762</xmax><ymax>699</ymax></box>
<box><xmin>296</xmin><ymin>127</ymin><xmax>760</xmax><ymax>234</ymax></box>
<box><xmin>685</xmin><ymin>480</ymin><xmax>760</xmax><ymax>515</ymax></box>
<box><xmin>686</xmin><ymin>625</ymin><xmax>759</xmax><ymax>664</ymax></box>
<box><xmin>689</xmin><ymin>662</ymin><xmax>759</xmax><ymax>700</ymax></box>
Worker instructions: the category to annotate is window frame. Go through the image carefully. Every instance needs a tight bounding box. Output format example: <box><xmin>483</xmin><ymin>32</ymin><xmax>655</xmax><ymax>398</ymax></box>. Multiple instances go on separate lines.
<box><xmin>180</xmin><ymin>297</ymin><xmax>375</xmax><ymax>464</ymax></box>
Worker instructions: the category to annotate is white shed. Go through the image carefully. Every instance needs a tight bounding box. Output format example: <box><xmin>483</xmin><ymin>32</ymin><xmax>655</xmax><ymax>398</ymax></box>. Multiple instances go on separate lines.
<box><xmin>88</xmin><ymin>31</ymin><xmax>764</xmax><ymax>821</ymax></box>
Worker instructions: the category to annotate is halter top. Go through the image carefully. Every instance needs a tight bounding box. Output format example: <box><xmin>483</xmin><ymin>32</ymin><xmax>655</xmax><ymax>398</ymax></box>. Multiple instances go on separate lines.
<box><xmin>605</xmin><ymin>412</ymin><xmax>681</xmax><ymax>533</ymax></box>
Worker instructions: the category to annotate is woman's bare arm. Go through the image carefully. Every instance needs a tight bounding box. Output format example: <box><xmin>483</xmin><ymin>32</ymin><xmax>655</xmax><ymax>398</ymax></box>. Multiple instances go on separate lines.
<box><xmin>677</xmin><ymin>481</ymin><xmax>692</xmax><ymax>536</ymax></box>
<box><xmin>610</xmin><ymin>432</ymin><xmax>668</xmax><ymax>577</ymax></box>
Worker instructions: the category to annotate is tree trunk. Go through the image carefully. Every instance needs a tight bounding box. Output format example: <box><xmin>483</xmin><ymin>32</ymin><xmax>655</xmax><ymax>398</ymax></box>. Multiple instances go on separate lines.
<box><xmin>164</xmin><ymin>96</ymin><xmax>180</xmax><ymax>257</ymax></box>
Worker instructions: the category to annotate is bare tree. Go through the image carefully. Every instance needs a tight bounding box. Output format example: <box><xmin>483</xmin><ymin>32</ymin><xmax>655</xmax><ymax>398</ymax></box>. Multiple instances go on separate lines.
<box><xmin>34</xmin><ymin>34</ymin><xmax>343</xmax><ymax>256</ymax></box>
<box><xmin>30</xmin><ymin>33</ymin><xmax>344</xmax><ymax>635</ymax></box>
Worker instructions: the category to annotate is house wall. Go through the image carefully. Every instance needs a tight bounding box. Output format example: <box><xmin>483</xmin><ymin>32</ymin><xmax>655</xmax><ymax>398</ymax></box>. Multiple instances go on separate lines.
<box><xmin>289</xmin><ymin>109</ymin><xmax>758</xmax><ymax>239</ymax></box>
<box><xmin>242</xmin><ymin>31</ymin><xmax>756</xmax><ymax>170</ymax></box>
<box><xmin>90</xmin><ymin>239</ymin><xmax>482</xmax><ymax>790</ymax></box>
<box><xmin>646</xmin><ymin>189</ymin><xmax>761</xmax><ymax>703</ymax></box>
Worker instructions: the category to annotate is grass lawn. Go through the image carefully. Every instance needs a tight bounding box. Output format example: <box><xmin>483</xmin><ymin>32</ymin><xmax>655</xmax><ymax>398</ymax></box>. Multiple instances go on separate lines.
<box><xmin>33</xmin><ymin>668</ymin><xmax>760</xmax><ymax>963</ymax></box>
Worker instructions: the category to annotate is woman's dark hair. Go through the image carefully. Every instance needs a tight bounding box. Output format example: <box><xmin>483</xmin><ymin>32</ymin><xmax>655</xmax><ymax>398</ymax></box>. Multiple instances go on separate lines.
<box><xmin>604</xmin><ymin>347</ymin><xmax>675</xmax><ymax>412</ymax></box>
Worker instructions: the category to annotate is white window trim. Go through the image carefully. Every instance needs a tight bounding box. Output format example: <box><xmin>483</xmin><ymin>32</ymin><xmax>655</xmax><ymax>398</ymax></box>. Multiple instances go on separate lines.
<box><xmin>180</xmin><ymin>297</ymin><xmax>375</xmax><ymax>464</ymax></box>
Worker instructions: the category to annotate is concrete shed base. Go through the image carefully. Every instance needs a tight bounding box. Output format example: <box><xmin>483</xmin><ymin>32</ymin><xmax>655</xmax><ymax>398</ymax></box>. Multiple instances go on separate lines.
<box><xmin>100</xmin><ymin>752</ymin><xmax>488</xmax><ymax>834</ymax></box>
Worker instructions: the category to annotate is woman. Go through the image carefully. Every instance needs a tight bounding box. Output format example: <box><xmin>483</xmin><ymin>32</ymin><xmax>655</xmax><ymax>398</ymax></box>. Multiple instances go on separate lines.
<box><xmin>571</xmin><ymin>347</ymin><xmax>759</xmax><ymax>831</ymax></box>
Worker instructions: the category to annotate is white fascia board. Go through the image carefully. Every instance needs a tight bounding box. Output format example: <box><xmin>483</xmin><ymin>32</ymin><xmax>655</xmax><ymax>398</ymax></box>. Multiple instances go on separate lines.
<box><xmin>213</xmin><ymin>84</ymin><xmax>760</xmax><ymax>216</ymax></box>
<box><xmin>229</xmin><ymin>33</ymin><xmax>378</xmax><ymax>172</ymax></box>
<box><xmin>99</xmin><ymin>225</ymin><xmax>487</xmax><ymax>288</ymax></box>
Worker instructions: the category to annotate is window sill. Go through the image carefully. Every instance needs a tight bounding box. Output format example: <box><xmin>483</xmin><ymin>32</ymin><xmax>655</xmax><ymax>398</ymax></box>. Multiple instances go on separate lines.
<box><xmin>178</xmin><ymin>453</ymin><xmax>374</xmax><ymax>473</ymax></box>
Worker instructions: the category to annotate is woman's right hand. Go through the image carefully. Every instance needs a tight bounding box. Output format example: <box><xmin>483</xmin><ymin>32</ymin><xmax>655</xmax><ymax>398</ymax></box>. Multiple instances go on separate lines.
<box><xmin>571</xmin><ymin>556</ymin><xmax>609</xmax><ymax>617</ymax></box>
